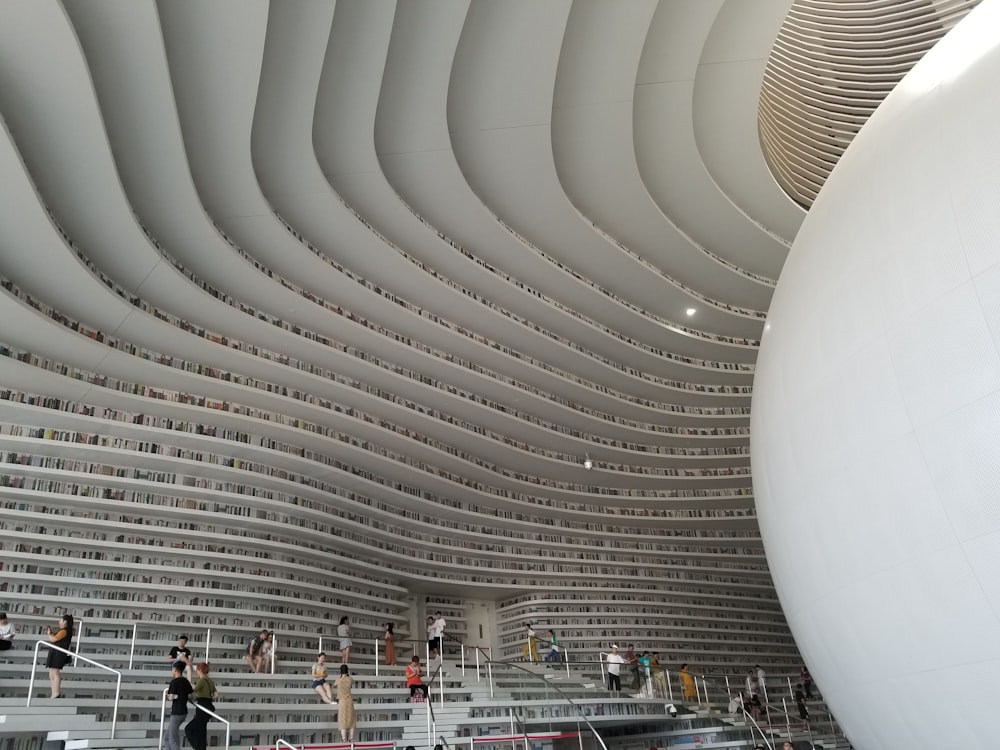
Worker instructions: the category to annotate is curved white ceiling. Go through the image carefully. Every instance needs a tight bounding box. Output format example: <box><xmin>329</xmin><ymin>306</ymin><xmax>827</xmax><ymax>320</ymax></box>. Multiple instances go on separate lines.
<box><xmin>0</xmin><ymin>0</ymin><xmax>945</xmax><ymax>673</ymax></box>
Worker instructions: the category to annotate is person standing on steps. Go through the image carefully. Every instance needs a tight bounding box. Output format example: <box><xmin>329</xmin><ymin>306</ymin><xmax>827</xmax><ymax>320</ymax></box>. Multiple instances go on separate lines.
<box><xmin>746</xmin><ymin>668</ymin><xmax>759</xmax><ymax>698</ymax></box>
<box><xmin>184</xmin><ymin>662</ymin><xmax>218</xmax><ymax>750</ymax></box>
<box><xmin>606</xmin><ymin>644</ymin><xmax>624</xmax><ymax>692</ymax></box>
<box><xmin>384</xmin><ymin>622</ymin><xmax>397</xmax><ymax>666</ymax></box>
<box><xmin>800</xmin><ymin>666</ymin><xmax>814</xmax><ymax>700</ymax></box>
<box><xmin>639</xmin><ymin>652</ymin><xmax>652</xmax><ymax>696</ymax></box>
<box><xmin>522</xmin><ymin>623</ymin><xmax>539</xmax><ymax>663</ymax></box>
<box><xmin>680</xmin><ymin>663</ymin><xmax>697</xmax><ymax>703</ymax></box>
<box><xmin>338</xmin><ymin>616</ymin><xmax>352</xmax><ymax>664</ymax></box>
<box><xmin>168</xmin><ymin>634</ymin><xmax>193</xmax><ymax>682</ymax></box>
<box><xmin>430</xmin><ymin>610</ymin><xmax>446</xmax><ymax>660</ymax></box>
<box><xmin>163</xmin><ymin>660</ymin><xmax>193</xmax><ymax>750</ymax></box>
<box><xmin>651</xmin><ymin>652</ymin><xmax>666</xmax><ymax>697</ymax></box>
<box><xmin>755</xmin><ymin>664</ymin><xmax>767</xmax><ymax>702</ymax></box>
<box><xmin>334</xmin><ymin>664</ymin><xmax>357</xmax><ymax>742</ymax></box>
<box><xmin>624</xmin><ymin>644</ymin><xmax>640</xmax><ymax>690</ymax></box>
<box><xmin>45</xmin><ymin>613</ymin><xmax>73</xmax><ymax>699</ymax></box>
<box><xmin>425</xmin><ymin>616</ymin><xmax>436</xmax><ymax>659</ymax></box>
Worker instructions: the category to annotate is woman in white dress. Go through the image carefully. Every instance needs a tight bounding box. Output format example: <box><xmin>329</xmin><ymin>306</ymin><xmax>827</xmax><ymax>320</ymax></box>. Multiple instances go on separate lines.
<box><xmin>337</xmin><ymin>616</ymin><xmax>352</xmax><ymax>664</ymax></box>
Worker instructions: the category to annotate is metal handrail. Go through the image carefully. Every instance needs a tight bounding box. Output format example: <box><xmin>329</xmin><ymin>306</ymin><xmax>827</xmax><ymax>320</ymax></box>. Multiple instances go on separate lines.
<box><xmin>276</xmin><ymin>740</ymin><xmax>299</xmax><ymax>750</ymax></box>
<box><xmin>27</xmin><ymin>640</ymin><xmax>122</xmax><ymax>739</ymax></box>
<box><xmin>737</xmin><ymin>694</ymin><xmax>776</xmax><ymax>750</ymax></box>
<box><xmin>453</xmin><ymin>638</ymin><xmax>610</xmax><ymax>750</ymax></box>
<box><xmin>424</xmin><ymin>661</ymin><xmax>445</xmax><ymax>748</ymax></box>
<box><xmin>159</xmin><ymin>688</ymin><xmax>168</xmax><ymax>750</ymax></box>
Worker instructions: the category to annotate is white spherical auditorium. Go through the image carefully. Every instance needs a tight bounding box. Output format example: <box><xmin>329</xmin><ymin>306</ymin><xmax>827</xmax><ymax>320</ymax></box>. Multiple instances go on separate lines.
<box><xmin>752</xmin><ymin>2</ymin><xmax>1000</xmax><ymax>748</ymax></box>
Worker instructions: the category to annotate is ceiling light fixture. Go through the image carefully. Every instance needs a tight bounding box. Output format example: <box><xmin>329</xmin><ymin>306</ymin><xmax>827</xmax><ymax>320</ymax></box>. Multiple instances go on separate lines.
<box><xmin>686</xmin><ymin>308</ymin><xmax>696</xmax><ymax>316</ymax></box>
<box><xmin>583</xmin><ymin>454</ymin><xmax>593</xmax><ymax>471</ymax></box>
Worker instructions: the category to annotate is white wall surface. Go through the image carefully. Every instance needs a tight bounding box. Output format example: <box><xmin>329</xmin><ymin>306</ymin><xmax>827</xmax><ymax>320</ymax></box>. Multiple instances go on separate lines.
<box><xmin>751</xmin><ymin>2</ymin><xmax>1000</xmax><ymax>748</ymax></box>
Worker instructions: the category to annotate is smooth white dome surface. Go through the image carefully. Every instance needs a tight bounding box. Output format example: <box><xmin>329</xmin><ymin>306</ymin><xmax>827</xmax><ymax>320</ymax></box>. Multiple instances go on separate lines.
<box><xmin>752</xmin><ymin>1</ymin><xmax>1000</xmax><ymax>748</ymax></box>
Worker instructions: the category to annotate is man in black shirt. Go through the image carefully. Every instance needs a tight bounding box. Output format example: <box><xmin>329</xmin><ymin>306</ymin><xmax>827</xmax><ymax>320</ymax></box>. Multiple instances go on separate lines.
<box><xmin>167</xmin><ymin>634</ymin><xmax>193</xmax><ymax>680</ymax></box>
<box><xmin>164</xmin><ymin>661</ymin><xmax>193</xmax><ymax>750</ymax></box>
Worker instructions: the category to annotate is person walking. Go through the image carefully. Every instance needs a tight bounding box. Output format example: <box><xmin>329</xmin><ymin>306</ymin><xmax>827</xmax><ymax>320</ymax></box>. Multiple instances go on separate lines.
<box><xmin>184</xmin><ymin>662</ymin><xmax>218</xmax><ymax>750</ymax></box>
<box><xmin>606</xmin><ymin>645</ymin><xmax>624</xmax><ymax>692</ymax></box>
<box><xmin>543</xmin><ymin>629</ymin><xmax>561</xmax><ymax>663</ymax></box>
<box><xmin>334</xmin><ymin>664</ymin><xmax>356</xmax><ymax>742</ymax></box>
<box><xmin>337</xmin><ymin>617</ymin><xmax>352</xmax><ymax>664</ymax></box>
<box><xmin>45</xmin><ymin>614</ymin><xmax>74</xmax><ymax>698</ymax></box>
<box><xmin>795</xmin><ymin>684</ymin><xmax>810</xmax><ymax>722</ymax></box>
<box><xmin>163</xmin><ymin>661</ymin><xmax>193</xmax><ymax>750</ymax></box>
<box><xmin>384</xmin><ymin>623</ymin><xmax>397</xmax><ymax>666</ymax></box>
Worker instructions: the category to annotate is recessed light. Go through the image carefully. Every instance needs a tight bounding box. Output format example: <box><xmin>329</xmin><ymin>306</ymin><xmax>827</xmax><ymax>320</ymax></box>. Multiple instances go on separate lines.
<box><xmin>686</xmin><ymin>308</ymin><xmax>696</xmax><ymax>317</ymax></box>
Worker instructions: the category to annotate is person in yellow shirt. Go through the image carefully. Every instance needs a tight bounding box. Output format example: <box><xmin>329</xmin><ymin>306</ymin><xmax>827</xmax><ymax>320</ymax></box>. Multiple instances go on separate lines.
<box><xmin>680</xmin><ymin>663</ymin><xmax>697</xmax><ymax>702</ymax></box>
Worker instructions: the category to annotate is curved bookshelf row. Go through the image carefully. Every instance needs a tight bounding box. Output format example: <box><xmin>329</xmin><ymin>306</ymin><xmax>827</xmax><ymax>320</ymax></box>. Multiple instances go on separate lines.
<box><xmin>0</xmin><ymin>342</ymin><xmax>755</xmax><ymax>505</ymax></box>
<box><xmin>42</xmin><ymin>224</ymin><xmax>757</xmax><ymax>437</ymax></box>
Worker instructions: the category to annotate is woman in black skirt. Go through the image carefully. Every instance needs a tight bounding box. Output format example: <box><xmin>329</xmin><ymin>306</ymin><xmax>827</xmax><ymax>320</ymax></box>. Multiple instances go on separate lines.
<box><xmin>45</xmin><ymin>613</ymin><xmax>74</xmax><ymax>698</ymax></box>
<box><xmin>185</xmin><ymin>662</ymin><xmax>219</xmax><ymax>750</ymax></box>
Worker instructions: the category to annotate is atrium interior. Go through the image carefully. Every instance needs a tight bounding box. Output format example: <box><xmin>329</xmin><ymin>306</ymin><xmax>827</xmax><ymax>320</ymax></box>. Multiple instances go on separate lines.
<box><xmin>0</xmin><ymin>2</ymin><xmax>995</xmax><ymax>750</ymax></box>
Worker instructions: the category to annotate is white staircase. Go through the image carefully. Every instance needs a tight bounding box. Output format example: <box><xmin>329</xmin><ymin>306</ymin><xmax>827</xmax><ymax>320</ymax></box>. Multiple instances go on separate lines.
<box><xmin>0</xmin><ymin>697</ymin><xmax>158</xmax><ymax>748</ymax></box>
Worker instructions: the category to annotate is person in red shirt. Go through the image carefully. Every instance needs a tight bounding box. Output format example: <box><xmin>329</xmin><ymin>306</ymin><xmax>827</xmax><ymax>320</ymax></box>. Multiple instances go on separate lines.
<box><xmin>405</xmin><ymin>655</ymin><xmax>429</xmax><ymax>701</ymax></box>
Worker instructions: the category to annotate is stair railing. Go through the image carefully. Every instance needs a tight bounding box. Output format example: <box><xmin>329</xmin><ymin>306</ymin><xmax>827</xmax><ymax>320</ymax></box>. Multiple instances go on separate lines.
<box><xmin>159</xmin><ymin>688</ymin><xmax>167</xmax><ymax>748</ymax></box>
<box><xmin>276</xmin><ymin>740</ymin><xmax>300</xmax><ymax>750</ymax></box>
<box><xmin>737</xmin><ymin>694</ymin><xmax>775</xmax><ymax>750</ymax></box>
<box><xmin>450</xmin><ymin>636</ymin><xmax>609</xmax><ymax>750</ymax></box>
<box><xmin>424</xmin><ymin>661</ymin><xmax>445</xmax><ymax>748</ymax></box>
<box><xmin>27</xmin><ymin>640</ymin><xmax>122</xmax><ymax>739</ymax></box>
